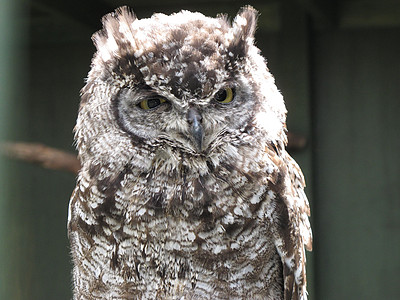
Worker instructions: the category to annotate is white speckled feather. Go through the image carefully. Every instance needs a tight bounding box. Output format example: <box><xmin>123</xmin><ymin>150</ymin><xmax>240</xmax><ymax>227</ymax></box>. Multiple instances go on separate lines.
<box><xmin>68</xmin><ymin>6</ymin><xmax>312</xmax><ymax>300</ymax></box>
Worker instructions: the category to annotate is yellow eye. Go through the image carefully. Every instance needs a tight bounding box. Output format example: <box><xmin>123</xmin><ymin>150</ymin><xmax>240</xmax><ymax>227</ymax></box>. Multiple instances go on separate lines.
<box><xmin>138</xmin><ymin>97</ymin><xmax>167</xmax><ymax>110</ymax></box>
<box><xmin>214</xmin><ymin>87</ymin><xmax>235</xmax><ymax>103</ymax></box>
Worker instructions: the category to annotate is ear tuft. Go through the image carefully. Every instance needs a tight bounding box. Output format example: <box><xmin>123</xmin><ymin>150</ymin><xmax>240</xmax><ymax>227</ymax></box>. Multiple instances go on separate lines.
<box><xmin>92</xmin><ymin>6</ymin><xmax>137</xmax><ymax>60</ymax></box>
<box><xmin>233</xmin><ymin>6</ymin><xmax>259</xmax><ymax>41</ymax></box>
<box><xmin>227</xmin><ymin>6</ymin><xmax>259</xmax><ymax>60</ymax></box>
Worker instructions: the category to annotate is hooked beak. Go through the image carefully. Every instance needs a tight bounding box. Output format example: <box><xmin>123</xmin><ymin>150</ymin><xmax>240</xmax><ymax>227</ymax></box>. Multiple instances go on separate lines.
<box><xmin>186</xmin><ymin>108</ymin><xmax>204</xmax><ymax>152</ymax></box>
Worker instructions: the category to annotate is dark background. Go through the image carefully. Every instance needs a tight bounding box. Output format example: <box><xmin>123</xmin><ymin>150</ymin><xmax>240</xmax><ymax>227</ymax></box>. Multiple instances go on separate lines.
<box><xmin>1</xmin><ymin>0</ymin><xmax>399</xmax><ymax>299</ymax></box>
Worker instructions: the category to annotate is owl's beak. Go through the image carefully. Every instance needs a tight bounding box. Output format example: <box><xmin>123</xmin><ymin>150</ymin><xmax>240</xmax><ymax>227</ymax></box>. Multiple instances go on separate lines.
<box><xmin>187</xmin><ymin>108</ymin><xmax>204</xmax><ymax>152</ymax></box>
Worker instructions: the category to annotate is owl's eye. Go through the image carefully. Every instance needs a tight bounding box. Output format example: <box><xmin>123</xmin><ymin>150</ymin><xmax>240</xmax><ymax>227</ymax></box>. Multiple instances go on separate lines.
<box><xmin>214</xmin><ymin>87</ymin><xmax>235</xmax><ymax>104</ymax></box>
<box><xmin>138</xmin><ymin>97</ymin><xmax>167</xmax><ymax>110</ymax></box>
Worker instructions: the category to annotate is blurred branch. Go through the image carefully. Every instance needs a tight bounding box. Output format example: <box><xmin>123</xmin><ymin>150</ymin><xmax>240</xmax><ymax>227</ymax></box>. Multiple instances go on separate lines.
<box><xmin>287</xmin><ymin>132</ymin><xmax>307</xmax><ymax>152</ymax></box>
<box><xmin>0</xmin><ymin>142</ymin><xmax>80</xmax><ymax>175</ymax></box>
<box><xmin>0</xmin><ymin>134</ymin><xmax>306</xmax><ymax>174</ymax></box>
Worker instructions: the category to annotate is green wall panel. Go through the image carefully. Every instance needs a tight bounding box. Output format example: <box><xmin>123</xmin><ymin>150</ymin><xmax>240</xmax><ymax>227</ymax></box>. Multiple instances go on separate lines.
<box><xmin>313</xmin><ymin>28</ymin><xmax>400</xmax><ymax>299</ymax></box>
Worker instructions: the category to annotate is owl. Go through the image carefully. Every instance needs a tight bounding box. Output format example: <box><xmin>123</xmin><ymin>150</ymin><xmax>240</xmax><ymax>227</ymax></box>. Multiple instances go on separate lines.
<box><xmin>68</xmin><ymin>6</ymin><xmax>312</xmax><ymax>300</ymax></box>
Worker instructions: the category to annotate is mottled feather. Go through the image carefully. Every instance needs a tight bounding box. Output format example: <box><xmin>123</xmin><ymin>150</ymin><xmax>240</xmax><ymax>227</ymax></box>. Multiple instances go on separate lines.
<box><xmin>68</xmin><ymin>6</ymin><xmax>312</xmax><ymax>300</ymax></box>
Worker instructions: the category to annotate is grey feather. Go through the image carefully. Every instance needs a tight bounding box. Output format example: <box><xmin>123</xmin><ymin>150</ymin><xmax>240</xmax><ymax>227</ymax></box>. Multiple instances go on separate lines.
<box><xmin>68</xmin><ymin>6</ymin><xmax>312</xmax><ymax>300</ymax></box>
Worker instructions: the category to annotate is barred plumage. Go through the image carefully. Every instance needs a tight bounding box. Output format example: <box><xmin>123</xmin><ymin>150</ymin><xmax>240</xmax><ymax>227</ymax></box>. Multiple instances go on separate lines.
<box><xmin>68</xmin><ymin>6</ymin><xmax>312</xmax><ymax>299</ymax></box>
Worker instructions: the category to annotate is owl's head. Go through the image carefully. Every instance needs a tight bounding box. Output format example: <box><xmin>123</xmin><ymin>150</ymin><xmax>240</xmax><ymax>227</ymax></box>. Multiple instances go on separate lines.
<box><xmin>75</xmin><ymin>6</ymin><xmax>287</xmax><ymax>171</ymax></box>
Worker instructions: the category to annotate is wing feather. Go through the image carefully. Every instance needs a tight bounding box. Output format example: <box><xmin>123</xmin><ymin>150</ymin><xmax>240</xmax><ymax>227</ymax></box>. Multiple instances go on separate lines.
<box><xmin>266</xmin><ymin>144</ymin><xmax>312</xmax><ymax>300</ymax></box>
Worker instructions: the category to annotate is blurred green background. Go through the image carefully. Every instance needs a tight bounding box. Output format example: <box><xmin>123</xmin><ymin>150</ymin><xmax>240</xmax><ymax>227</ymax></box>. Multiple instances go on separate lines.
<box><xmin>1</xmin><ymin>0</ymin><xmax>399</xmax><ymax>299</ymax></box>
